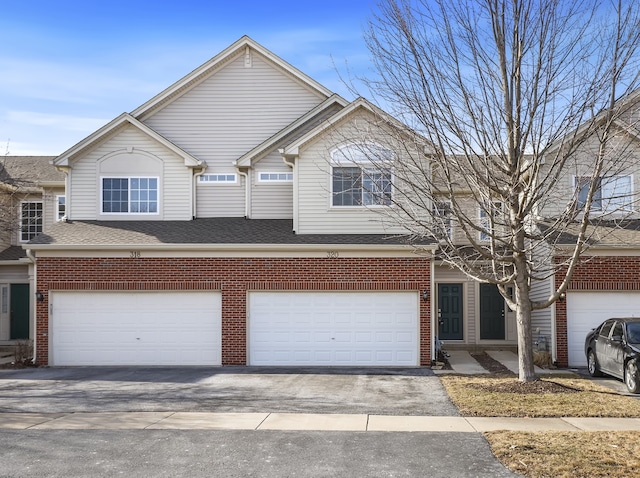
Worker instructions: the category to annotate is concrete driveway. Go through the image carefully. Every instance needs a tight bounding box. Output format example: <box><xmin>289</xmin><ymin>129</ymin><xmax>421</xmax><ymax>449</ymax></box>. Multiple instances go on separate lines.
<box><xmin>0</xmin><ymin>366</ymin><xmax>458</xmax><ymax>416</ymax></box>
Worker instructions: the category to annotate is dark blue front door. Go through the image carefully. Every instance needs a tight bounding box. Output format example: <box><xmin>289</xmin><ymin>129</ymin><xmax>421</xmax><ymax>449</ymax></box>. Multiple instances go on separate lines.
<box><xmin>438</xmin><ymin>283</ymin><xmax>463</xmax><ymax>340</ymax></box>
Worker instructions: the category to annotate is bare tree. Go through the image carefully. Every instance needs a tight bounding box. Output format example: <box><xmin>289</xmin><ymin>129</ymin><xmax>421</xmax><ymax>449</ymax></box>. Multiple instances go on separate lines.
<box><xmin>355</xmin><ymin>0</ymin><xmax>640</xmax><ymax>381</ymax></box>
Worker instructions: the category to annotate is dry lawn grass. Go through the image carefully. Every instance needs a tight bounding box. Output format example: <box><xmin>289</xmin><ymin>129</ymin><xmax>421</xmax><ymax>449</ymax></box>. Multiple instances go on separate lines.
<box><xmin>487</xmin><ymin>431</ymin><xmax>640</xmax><ymax>478</ymax></box>
<box><xmin>440</xmin><ymin>375</ymin><xmax>640</xmax><ymax>417</ymax></box>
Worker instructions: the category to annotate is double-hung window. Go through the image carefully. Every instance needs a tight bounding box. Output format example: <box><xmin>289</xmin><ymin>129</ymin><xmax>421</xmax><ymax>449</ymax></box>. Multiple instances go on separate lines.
<box><xmin>331</xmin><ymin>144</ymin><xmax>393</xmax><ymax>207</ymax></box>
<box><xmin>433</xmin><ymin>201</ymin><xmax>452</xmax><ymax>239</ymax></box>
<box><xmin>102</xmin><ymin>177</ymin><xmax>158</xmax><ymax>214</ymax></box>
<box><xmin>575</xmin><ymin>175</ymin><xmax>632</xmax><ymax>213</ymax></box>
<box><xmin>20</xmin><ymin>201</ymin><xmax>43</xmax><ymax>242</ymax></box>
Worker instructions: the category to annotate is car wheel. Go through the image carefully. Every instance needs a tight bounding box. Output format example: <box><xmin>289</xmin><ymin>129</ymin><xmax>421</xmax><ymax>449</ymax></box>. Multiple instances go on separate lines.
<box><xmin>625</xmin><ymin>360</ymin><xmax>640</xmax><ymax>394</ymax></box>
<box><xmin>587</xmin><ymin>349</ymin><xmax>602</xmax><ymax>377</ymax></box>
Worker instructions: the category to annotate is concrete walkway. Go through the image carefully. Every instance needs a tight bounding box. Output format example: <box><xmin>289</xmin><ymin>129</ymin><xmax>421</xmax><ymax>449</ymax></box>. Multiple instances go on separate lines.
<box><xmin>2</xmin><ymin>411</ymin><xmax>640</xmax><ymax>432</ymax></box>
<box><xmin>442</xmin><ymin>349</ymin><xmax>575</xmax><ymax>376</ymax></box>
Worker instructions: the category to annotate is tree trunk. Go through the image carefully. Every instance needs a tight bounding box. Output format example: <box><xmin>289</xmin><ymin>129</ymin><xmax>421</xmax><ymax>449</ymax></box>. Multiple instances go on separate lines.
<box><xmin>514</xmin><ymin>253</ymin><xmax>537</xmax><ymax>382</ymax></box>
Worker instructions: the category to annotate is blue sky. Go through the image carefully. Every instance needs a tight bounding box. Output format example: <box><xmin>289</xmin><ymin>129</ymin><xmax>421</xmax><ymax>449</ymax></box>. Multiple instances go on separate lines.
<box><xmin>0</xmin><ymin>0</ymin><xmax>378</xmax><ymax>155</ymax></box>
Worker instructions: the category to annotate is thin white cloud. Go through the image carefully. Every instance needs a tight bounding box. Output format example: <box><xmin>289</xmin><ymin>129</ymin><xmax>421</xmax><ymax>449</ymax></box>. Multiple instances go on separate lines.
<box><xmin>6</xmin><ymin>111</ymin><xmax>109</xmax><ymax>132</ymax></box>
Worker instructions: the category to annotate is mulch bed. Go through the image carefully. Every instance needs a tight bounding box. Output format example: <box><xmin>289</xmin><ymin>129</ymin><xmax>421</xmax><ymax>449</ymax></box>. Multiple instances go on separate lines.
<box><xmin>469</xmin><ymin>351</ymin><xmax>515</xmax><ymax>375</ymax></box>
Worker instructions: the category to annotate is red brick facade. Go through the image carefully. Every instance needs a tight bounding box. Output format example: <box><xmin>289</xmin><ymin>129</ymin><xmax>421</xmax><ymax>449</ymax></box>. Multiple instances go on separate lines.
<box><xmin>555</xmin><ymin>256</ymin><xmax>640</xmax><ymax>367</ymax></box>
<box><xmin>35</xmin><ymin>256</ymin><xmax>432</xmax><ymax>366</ymax></box>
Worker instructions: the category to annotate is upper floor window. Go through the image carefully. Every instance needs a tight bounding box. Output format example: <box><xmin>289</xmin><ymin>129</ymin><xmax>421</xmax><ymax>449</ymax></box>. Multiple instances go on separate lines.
<box><xmin>20</xmin><ymin>201</ymin><xmax>43</xmax><ymax>242</ymax></box>
<box><xmin>479</xmin><ymin>202</ymin><xmax>502</xmax><ymax>241</ymax></box>
<box><xmin>102</xmin><ymin>177</ymin><xmax>158</xmax><ymax>214</ymax></box>
<box><xmin>433</xmin><ymin>201</ymin><xmax>452</xmax><ymax>239</ymax></box>
<box><xmin>575</xmin><ymin>175</ymin><xmax>632</xmax><ymax>213</ymax></box>
<box><xmin>331</xmin><ymin>143</ymin><xmax>394</xmax><ymax>207</ymax></box>
<box><xmin>56</xmin><ymin>195</ymin><xmax>66</xmax><ymax>221</ymax></box>
<box><xmin>198</xmin><ymin>174</ymin><xmax>237</xmax><ymax>183</ymax></box>
<box><xmin>258</xmin><ymin>172</ymin><xmax>293</xmax><ymax>182</ymax></box>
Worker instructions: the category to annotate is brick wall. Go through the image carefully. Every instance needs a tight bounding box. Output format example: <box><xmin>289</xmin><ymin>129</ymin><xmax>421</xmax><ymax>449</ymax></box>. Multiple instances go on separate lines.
<box><xmin>555</xmin><ymin>256</ymin><xmax>640</xmax><ymax>367</ymax></box>
<box><xmin>36</xmin><ymin>256</ymin><xmax>431</xmax><ymax>366</ymax></box>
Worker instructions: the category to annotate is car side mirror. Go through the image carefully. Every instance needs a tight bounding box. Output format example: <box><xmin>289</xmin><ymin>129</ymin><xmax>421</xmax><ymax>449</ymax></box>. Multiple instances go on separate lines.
<box><xmin>612</xmin><ymin>335</ymin><xmax>623</xmax><ymax>342</ymax></box>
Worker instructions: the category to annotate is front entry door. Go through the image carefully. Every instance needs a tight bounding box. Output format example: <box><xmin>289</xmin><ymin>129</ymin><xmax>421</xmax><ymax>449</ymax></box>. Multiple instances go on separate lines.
<box><xmin>480</xmin><ymin>284</ymin><xmax>505</xmax><ymax>340</ymax></box>
<box><xmin>438</xmin><ymin>283</ymin><xmax>463</xmax><ymax>340</ymax></box>
<box><xmin>10</xmin><ymin>284</ymin><xmax>30</xmax><ymax>340</ymax></box>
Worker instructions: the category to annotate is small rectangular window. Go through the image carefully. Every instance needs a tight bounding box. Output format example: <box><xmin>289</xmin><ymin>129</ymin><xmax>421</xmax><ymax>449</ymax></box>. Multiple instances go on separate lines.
<box><xmin>198</xmin><ymin>174</ymin><xmax>238</xmax><ymax>183</ymax></box>
<box><xmin>479</xmin><ymin>202</ymin><xmax>502</xmax><ymax>242</ymax></box>
<box><xmin>258</xmin><ymin>172</ymin><xmax>293</xmax><ymax>182</ymax></box>
<box><xmin>574</xmin><ymin>175</ymin><xmax>632</xmax><ymax>213</ymax></box>
<box><xmin>56</xmin><ymin>195</ymin><xmax>66</xmax><ymax>221</ymax></box>
<box><xmin>433</xmin><ymin>201</ymin><xmax>452</xmax><ymax>239</ymax></box>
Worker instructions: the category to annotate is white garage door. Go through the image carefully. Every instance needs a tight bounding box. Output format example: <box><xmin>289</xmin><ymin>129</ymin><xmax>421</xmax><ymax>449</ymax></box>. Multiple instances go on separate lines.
<box><xmin>567</xmin><ymin>291</ymin><xmax>640</xmax><ymax>367</ymax></box>
<box><xmin>249</xmin><ymin>291</ymin><xmax>419</xmax><ymax>366</ymax></box>
<box><xmin>52</xmin><ymin>291</ymin><xmax>221</xmax><ymax>366</ymax></box>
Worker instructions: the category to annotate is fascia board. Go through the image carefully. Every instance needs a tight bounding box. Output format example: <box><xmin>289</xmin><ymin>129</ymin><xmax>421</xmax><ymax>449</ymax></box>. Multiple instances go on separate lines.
<box><xmin>53</xmin><ymin>114</ymin><xmax>202</xmax><ymax>168</ymax></box>
<box><xmin>235</xmin><ymin>94</ymin><xmax>349</xmax><ymax>167</ymax></box>
<box><xmin>131</xmin><ymin>36</ymin><xmax>335</xmax><ymax>119</ymax></box>
<box><xmin>24</xmin><ymin>242</ymin><xmax>437</xmax><ymax>253</ymax></box>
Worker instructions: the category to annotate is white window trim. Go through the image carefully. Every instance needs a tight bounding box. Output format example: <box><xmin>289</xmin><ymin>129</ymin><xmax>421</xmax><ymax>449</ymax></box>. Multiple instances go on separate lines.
<box><xmin>434</xmin><ymin>200</ymin><xmax>453</xmax><ymax>239</ymax></box>
<box><xmin>573</xmin><ymin>174</ymin><xmax>634</xmax><ymax>214</ymax></box>
<box><xmin>100</xmin><ymin>176</ymin><xmax>160</xmax><ymax>215</ymax></box>
<box><xmin>329</xmin><ymin>165</ymin><xmax>394</xmax><ymax>209</ymax></box>
<box><xmin>56</xmin><ymin>195</ymin><xmax>66</xmax><ymax>222</ymax></box>
<box><xmin>19</xmin><ymin>200</ymin><xmax>43</xmax><ymax>242</ymax></box>
<box><xmin>257</xmin><ymin>172</ymin><xmax>293</xmax><ymax>183</ymax></box>
<box><xmin>329</xmin><ymin>143</ymin><xmax>395</xmax><ymax>209</ymax></box>
<box><xmin>198</xmin><ymin>173</ymin><xmax>238</xmax><ymax>184</ymax></box>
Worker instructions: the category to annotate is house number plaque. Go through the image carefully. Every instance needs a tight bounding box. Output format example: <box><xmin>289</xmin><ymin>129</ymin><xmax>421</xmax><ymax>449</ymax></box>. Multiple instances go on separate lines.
<box><xmin>326</xmin><ymin>251</ymin><xmax>339</xmax><ymax>258</ymax></box>
<box><xmin>129</xmin><ymin>251</ymin><xmax>141</xmax><ymax>258</ymax></box>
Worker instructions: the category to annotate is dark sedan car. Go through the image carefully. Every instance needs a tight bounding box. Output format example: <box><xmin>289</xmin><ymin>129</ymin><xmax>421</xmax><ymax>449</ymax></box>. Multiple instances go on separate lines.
<box><xmin>585</xmin><ymin>317</ymin><xmax>640</xmax><ymax>393</ymax></box>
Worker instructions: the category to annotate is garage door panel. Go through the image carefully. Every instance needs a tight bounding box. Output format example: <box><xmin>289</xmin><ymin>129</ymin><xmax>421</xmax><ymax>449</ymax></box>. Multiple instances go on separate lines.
<box><xmin>52</xmin><ymin>291</ymin><xmax>221</xmax><ymax>366</ymax></box>
<box><xmin>567</xmin><ymin>292</ymin><xmax>640</xmax><ymax>367</ymax></box>
<box><xmin>249</xmin><ymin>291</ymin><xmax>419</xmax><ymax>366</ymax></box>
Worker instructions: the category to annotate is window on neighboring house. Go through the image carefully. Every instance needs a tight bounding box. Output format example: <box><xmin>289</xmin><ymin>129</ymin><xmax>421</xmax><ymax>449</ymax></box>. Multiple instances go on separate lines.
<box><xmin>102</xmin><ymin>177</ymin><xmax>158</xmax><ymax>214</ymax></box>
<box><xmin>433</xmin><ymin>201</ymin><xmax>452</xmax><ymax>239</ymax></box>
<box><xmin>20</xmin><ymin>201</ymin><xmax>43</xmax><ymax>242</ymax></box>
<box><xmin>198</xmin><ymin>174</ymin><xmax>237</xmax><ymax>183</ymax></box>
<box><xmin>331</xmin><ymin>143</ymin><xmax>394</xmax><ymax>207</ymax></box>
<box><xmin>479</xmin><ymin>202</ymin><xmax>502</xmax><ymax>241</ymax></box>
<box><xmin>56</xmin><ymin>195</ymin><xmax>66</xmax><ymax>221</ymax></box>
<box><xmin>258</xmin><ymin>172</ymin><xmax>293</xmax><ymax>182</ymax></box>
<box><xmin>575</xmin><ymin>175</ymin><xmax>632</xmax><ymax>213</ymax></box>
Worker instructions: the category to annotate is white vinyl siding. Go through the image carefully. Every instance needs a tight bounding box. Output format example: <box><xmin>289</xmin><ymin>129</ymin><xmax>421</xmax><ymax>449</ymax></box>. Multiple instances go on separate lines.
<box><xmin>68</xmin><ymin>125</ymin><xmax>192</xmax><ymax>220</ymax></box>
<box><xmin>196</xmin><ymin>176</ymin><xmax>245</xmax><ymax>218</ymax></box>
<box><xmin>252</xmin><ymin>151</ymin><xmax>293</xmax><ymax>219</ymax></box>
<box><xmin>296</xmin><ymin>133</ymin><xmax>407</xmax><ymax>234</ymax></box>
<box><xmin>144</xmin><ymin>52</ymin><xmax>324</xmax><ymax>174</ymax></box>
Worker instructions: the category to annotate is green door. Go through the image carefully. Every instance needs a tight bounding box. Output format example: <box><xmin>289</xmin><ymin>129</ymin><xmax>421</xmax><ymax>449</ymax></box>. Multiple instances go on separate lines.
<box><xmin>480</xmin><ymin>283</ymin><xmax>505</xmax><ymax>340</ymax></box>
<box><xmin>10</xmin><ymin>284</ymin><xmax>30</xmax><ymax>340</ymax></box>
<box><xmin>438</xmin><ymin>283</ymin><xmax>463</xmax><ymax>340</ymax></box>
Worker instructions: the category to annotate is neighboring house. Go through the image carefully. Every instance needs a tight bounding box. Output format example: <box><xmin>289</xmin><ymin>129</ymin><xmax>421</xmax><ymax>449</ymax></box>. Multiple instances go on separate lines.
<box><xmin>24</xmin><ymin>36</ymin><xmax>435</xmax><ymax>367</ymax></box>
<box><xmin>0</xmin><ymin>156</ymin><xmax>64</xmax><ymax>343</ymax></box>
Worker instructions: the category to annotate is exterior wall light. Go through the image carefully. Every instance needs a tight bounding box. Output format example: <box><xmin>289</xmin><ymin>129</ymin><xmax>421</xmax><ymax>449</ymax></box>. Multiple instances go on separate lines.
<box><xmin>422</xmin><ymin>289</ymin><xmax>429</xmax><ymax>301</ymax></box>
<box><xmin>35</xmin><ymin>291</ymin><xmax>45</xmax><ymax>302</ymax></box>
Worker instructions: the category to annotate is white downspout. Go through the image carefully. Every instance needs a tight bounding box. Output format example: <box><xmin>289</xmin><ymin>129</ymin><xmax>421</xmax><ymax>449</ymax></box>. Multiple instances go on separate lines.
<box><xmin>234</xmin><ymin>163</ymin><xmax>250</xmax><ymax>218</ymax></box>
<box><xmin>281</xmin><ymin>154</ymin><xmax>297</xmax><ymax>232</ymax></box>
<box><xmin>193</xmin><ymin>166</ymin><xmax>206</xmax><ymax>219</ymax></box>
<box><xmin>25</xmin><ymin>249</ymin><xmax>37</xmax><ymax>364</ymax></box>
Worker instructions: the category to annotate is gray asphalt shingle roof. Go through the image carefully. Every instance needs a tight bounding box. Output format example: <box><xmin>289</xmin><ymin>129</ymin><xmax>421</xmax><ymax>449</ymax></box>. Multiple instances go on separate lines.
<box><xmin>28</xmin><ymin>217</ymin><xmax>426</xmax><ymax>247</ymax></box>
<box><xmin>0</xmin><ymin>156</ymin><xmax>64</xmax><ymax>184</ymax></box>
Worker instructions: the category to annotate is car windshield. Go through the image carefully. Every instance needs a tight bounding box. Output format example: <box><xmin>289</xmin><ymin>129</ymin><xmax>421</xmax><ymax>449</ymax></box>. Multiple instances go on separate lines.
<box><xmin>626</xmin><ymin>323</ymin><xmax>640</xmax><ymax>344</ymax></box>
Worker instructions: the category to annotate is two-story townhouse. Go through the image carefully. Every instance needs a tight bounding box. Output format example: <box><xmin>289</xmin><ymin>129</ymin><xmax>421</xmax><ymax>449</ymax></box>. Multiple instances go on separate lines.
<box><xmin>16</xmin><ymin>36</ymin><xmax>640</xmax><ymax>370</ymax></box>
<box><xmin>25</xmin><ymin>36</ymin><xmax>436</xmax><ymax>367</ymax></box>
<box><xmin>0</xmin><ymin>156</ymin><xmax>64</xmax><ymax>343</ymax></box>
